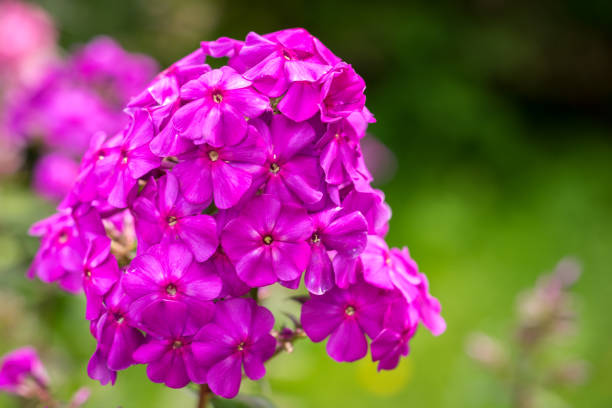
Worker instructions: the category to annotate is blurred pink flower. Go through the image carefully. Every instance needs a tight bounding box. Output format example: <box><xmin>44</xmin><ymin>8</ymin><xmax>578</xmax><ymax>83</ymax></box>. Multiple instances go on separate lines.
<box><xmin>0</xmin><ymin>347</ymin><xmax>49</xmax><ymax>396</ymax></box>
<box><xmin>32</xmin><ymin>153</ymin><xmax>80</xmax><ymax>202</ymax></box>
<box><xmin>360</xmin><ymin>135</ymin><xmax>397</xmax><ymax>185</ymax></box>
<box><xmin>0</xmin><ymin>0</ymin><xmax>57</xmax><ymax>87</ymax></box>
<box><xmin>0</xmin><ymin>131</ymin><xmax>22</xmax><ymax>176</ymax></box>
<box><xmin>72</xmin><ymin>36</ymin><xmax>159</xmax><ymax>103</ymax></box>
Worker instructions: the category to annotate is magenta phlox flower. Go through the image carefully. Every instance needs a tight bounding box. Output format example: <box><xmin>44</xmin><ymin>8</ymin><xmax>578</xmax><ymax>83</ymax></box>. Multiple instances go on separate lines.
<box><xmin>305</xmin><ymin>207</ymin><xmax>368</xmax><ymax>295</ymax></box>
<box><xmin>134</xmin><ymin>56</ymin><xmax>211</xmax><ymax>155</ymax></box>
<box><xmin>132</xmin><ymin>301</ymin><xmax>207</xmax><ymax>388</ymax></box>
<box><xmin>221</xmin><ymin>194</ymin><xmax>312</xmax><ymax>287</ymax></box>
<box><xmin>123</xmin><ymin>243</ymin><xmax>222</xmax><ymax>328</ymax></box>
<box><xmin>251</xmin><ymin>115</ymin><xmax>324</xmax><ymax>205</ymax></box>
<box><xmin>172</xmin><ymin>66</ymin><xmax>268</xmax><ymax>147</ymax></box>
<box><xmin>237</xmin><ymin>28</ymin><xmax>333</xmax><ymax>98</ymax></box>
<box><xmin>317</xmin><ymin>118</ymin><xmax>372</xmax><ymax>190</ymax></box>
<box><xmin>132</xmin><ymin>173</ymin><xmax>218</xmax><ymax>261</ymax></box>
<box><xmin>360</xmin><ymin>236</ymin><xmax>421</xmax><ymax>302</ymax></box>
<box><xmin>272</xmin><ymin>60</ymin><xmax>367</xmax><ymax>124</ymax></box>
<box><xmin>340</xmin><ymin>189</ymin><xmax>391</xmax><ymax>237</ymax></box>
<box><xmin>413</xmin><ymin>273</ymin><xmax>446</xmax><ymax>336</ymax></box>
<box><xmin>172</xmin><ymin>124</ymin><xmax>266</xmax><ymax>209</ymax></box>
<box><xmin>301</xmin><ymin>281</ymin><xmax>387</xmax><ymax>362</ymax></box>
<box><xmin>232</xmin><ymin>28</ymin><xmax>339</xmax><ymax>122</ymax></box>
<box><xmin>371</xmin><ymin>296</ymin><xmax>418</xmax><ymax>371</ymax></box>
<box><xmin>201</xmin><ymin>37</ymin><xmax>244</xmax><ymax>59</ymax></box>
<box><xmin>28</xmin><ymin>205</ymin><xmax>104</xmax><ymax>292</ymax></box>
<box><xmin>87</xmin><ymin>346</ymin><xmax>116</xmax><ymax>386</ymax></box>
<box><xmin>192</xmin><ymin>298</ymin><xmax>276</xmax><ymax>398</ymax></box>
<box><xmin>0</xmin><ymin>347</ymin><xmax>49</xmax><ymax>395</ymax></box>
<box><xmin>319</xmin><ymin>62</ymin><xmax>366</xmax><ymax>123</ymax></box>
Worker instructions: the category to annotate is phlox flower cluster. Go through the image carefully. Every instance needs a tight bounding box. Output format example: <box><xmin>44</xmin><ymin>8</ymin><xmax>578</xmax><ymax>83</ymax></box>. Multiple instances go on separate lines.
<box><xmin>28</xmin><ymin>28</ymin><xmax>445</xmax><ymax>398</ymax></box>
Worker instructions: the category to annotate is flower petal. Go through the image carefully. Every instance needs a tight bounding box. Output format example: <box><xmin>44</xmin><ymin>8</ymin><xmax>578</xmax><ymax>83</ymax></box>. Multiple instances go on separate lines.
<box><xmin>326</xmin><ymin>318</ymin><xmax>367</xmax><ymax>362</ymax></box>
<box><xmin>207</xmin><ymin>354</ymin><xmax>243</xmax><ymax>398</ymax></box>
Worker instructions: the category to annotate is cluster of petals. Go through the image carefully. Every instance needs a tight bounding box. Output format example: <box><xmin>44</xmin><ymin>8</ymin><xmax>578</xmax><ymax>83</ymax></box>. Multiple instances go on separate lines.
<box><xmin>28</xmin><ymin>28</ymin><xmax>445</xmax><ymax>397</ymax></box>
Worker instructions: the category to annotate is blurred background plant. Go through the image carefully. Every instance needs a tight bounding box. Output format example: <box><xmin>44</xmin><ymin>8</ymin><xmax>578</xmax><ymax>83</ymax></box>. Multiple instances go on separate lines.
<box><xmin>466</xmin><ymin>258</ymin><xmax>589</xmax><ymax>408</ymax></box>
<box><xmin>0</xmin><ymin>0</ymin><xmax>157</xmax><ymax>200</ymax></box>
<box><xmin>0</xmin><ymin>346</ymin><xmax>90</xmax><ymax>407</ymax></box>
<box><xmin>1</xmin><ymin>0</ymin><xmax>611</xmax><ymax>407</ymax></box>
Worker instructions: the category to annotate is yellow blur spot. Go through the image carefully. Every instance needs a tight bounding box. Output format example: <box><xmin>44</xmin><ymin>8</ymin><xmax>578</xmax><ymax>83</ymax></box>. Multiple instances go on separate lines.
<box><xmin>356</xmin><ymin>357</ymin><xmax>412</xmax><ymax>396</ymax></box>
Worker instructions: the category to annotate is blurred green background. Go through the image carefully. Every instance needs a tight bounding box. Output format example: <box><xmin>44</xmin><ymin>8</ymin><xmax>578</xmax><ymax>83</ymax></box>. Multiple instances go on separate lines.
<box><xmin>2</xmin><ymin>0</ymin><xmax>612</xmax><ymax>406</ymax></box>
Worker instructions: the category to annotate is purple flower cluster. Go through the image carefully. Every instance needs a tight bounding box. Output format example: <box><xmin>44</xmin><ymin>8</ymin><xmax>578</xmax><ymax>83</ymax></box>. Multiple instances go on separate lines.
<box><xmin>28</xmin><ymin>29</ymin><xmax>445</xmax><ymax>398</ymax></box>
<box><xmin>3</xmin><ymin>35</ymin><xmax>157</xmax><ymax>199</ymax></box>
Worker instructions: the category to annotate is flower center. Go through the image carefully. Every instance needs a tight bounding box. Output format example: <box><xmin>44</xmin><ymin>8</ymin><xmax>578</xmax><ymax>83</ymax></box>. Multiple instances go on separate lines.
<box><xmin>270</xmin><ymin>162</ymin><xmax>280</xmax><ymax>174</ymax></box>
<box><xmin>385</xmin><ymin>255</ymin><xmax>392</xmax><ymax>266</ymax></box>
<box><xmin>212</xmin><ymin>92</ymin><xmax>223</xmax><ymax>104</ymax></box>
<box><xmin>166</xmin><ymin>283</ymin><xmax>178</xmax><ymax>296</ymax></box>
<box><xmin>172</xmin><ymin>340</ymin><xmax>183</xmax><ymax>349</ymax></box>
<box><xmin>84</xmin><ymin>268</ymin><xmax>92</xmax><ymax>279</ymax></box>
<box><xmin>98</xmin><ymin>153</ymin><xmax>105</xmax><ymax>161</ymax></box>
<box><xmin>208</xmin><ymin>150</ymin><xmax>219</xmax><ymax>161</ymax></box>
<box><xmin>311</xmin><ymin>232</ymin><xmax>321</xmax><ymax>244</ymax></box>
<box><xmin>121</xmin><ymin>151</ymin><xmax>128</xmax><ymax>164</ymax></box>
<box><xmin>345</xmin><ymin>305</ymin><xmax>356</xmax><ymax>316</ymax></box>
<box><xmin>115</xmin><ymin>314</ymin><xmax>125</xmax><ymax>324</ymax></box>
<box><xmin>58</xmin><ymin>232</ymin><xmax>68</xmax><ymax>244</ymax></box>
<box><xmin>237</xmin><ymin>341</ymin><xmax>246</xmax><ymax>351</ymax></box>
<box><xmin>167</xmin><ymin>216</ymin><xmax>178</xmax><ymax>227</ymax></box>
<box><xmin>282</xmin><ymin>49</ymin><xmax>292</xmax><ymax>60</ymax></box>
<box><xmin>263</xmin><ymin>235</ymin><xmax>273</xmax><ymax>245</ymax></box>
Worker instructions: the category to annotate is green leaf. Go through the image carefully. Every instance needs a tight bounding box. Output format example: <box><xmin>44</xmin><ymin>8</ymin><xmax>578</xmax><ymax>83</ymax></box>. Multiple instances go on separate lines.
<box><xmin>211</xmin><ymin>395</ymin><xmax>276</xmax><ymax>408</ymax></box>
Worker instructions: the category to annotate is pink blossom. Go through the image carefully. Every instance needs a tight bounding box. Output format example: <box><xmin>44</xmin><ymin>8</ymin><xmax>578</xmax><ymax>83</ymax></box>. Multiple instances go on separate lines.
<box><xmin>301</xmin><ymin>282</ymin><xmax>387</xmax><ymax>362</ymax></box>
<box><xmin>173</xmin><ymin>66</ymin><xmax>268</xmax><ymax>147</ymax></box>
<box><xmin>123</xmin><ymin>243</ymin><xmax>222</xmax><ymax>328</ymax></box>
<box><xmin>0</xmin><ymin>347</ymin><xmax>49</xmax><ymax>395</ymax></box>
<box><xmin>221</xmin><ymin>194</ymin><xmax>313</xmax><ymax>287</ymax></box>
<box><xmin>172</xmin><ymin>124</ymin><xmax>266</xmax><ymax>209</ymax></box>
<box><xmin>192</xmin><ymin>298</ymin><xmax>276</xmax><ymax>398</ymax></box>
<box><xmin>132</xmin><ymin>174</ymin><xmax>218</xmax><ymax>261</ymax></box>
<box><xmin>0</xmin><ymin>1</ymin><xmax>56</xmax><ymax>87</ymax></box>
<box><xmin>32</xmin><ymin>153</ymin><xmax>79</xmax><ymax>201</ymax></box>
